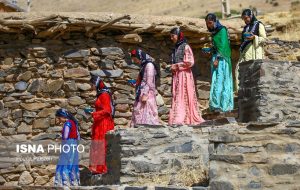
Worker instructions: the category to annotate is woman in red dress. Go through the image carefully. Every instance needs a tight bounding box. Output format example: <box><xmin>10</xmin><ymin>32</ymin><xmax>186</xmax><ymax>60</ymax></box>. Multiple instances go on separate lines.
<box><xmin>88</xmin><ymin>75</ymin><xmax>114</xmax><ymax>174</ymax></box>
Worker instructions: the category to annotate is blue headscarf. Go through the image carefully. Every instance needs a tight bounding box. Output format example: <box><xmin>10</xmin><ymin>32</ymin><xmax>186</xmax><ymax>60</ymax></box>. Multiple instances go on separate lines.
<box><xmin>55</xmin><ymin>108</ymin><xmax>79</xmax><ymax>126</ymax></box>
<box><xmin>205</xmin><ymin>13</ymin><xmax>224</xmax><ymax>35</ymax></box>
<box><xmin>240</xmin><ymin>9</ymin><xmax>262</xmax><ymax>52</ymax></box>
<box><xmin>242</xmin><ymin>9</ymin><xmax>258</xmax><ymax>26</ymax></box>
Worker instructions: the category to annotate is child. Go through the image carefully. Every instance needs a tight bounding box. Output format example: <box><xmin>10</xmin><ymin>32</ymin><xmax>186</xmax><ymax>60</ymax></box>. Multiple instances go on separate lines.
<box><xmin>54</xmin><ymin>108</ymin><xmax>80</xmax><ymax>186</ymax></box>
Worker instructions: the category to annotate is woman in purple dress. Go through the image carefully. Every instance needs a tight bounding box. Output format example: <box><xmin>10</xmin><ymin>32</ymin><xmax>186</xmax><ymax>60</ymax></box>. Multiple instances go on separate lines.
<box><xmin>129</xmin><ymin>49</ymin><xmax>160</xmax><ymax>127</ymax></box>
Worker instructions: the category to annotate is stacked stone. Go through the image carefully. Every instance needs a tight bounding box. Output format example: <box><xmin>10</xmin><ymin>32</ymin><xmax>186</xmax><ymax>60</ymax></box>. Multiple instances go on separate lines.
<box><xmin>238</xmin><ymin>60</ymin><xmax>300</xmax><ymax>122</ymax></box>
<box><xmin>265</xmin><ymin>39</ymin><xmax>300</xmax><ymax>61</ymax></box>
<box><xmin>3</xmin><ymin>120</ymin><xmax>299</xmax><ymax>189</ymax></box>
<box><xmin>118</xmin><ymin>125</ymin><xmax>209</xmax><ymax>187</ymax></box>
<box><xmin>209</xmin><ymin>122</ymin><xmax>300</xmax><ymax>190</ymax></box>
<box><xmin>113</xmin><ymin>119</ymin><xmax>300</xmax><ymax>189</ymax></box>
<box><xmin>0</xmin><ymin>31</ymin><xmax>212</xmax><ymax>186</ymax></box>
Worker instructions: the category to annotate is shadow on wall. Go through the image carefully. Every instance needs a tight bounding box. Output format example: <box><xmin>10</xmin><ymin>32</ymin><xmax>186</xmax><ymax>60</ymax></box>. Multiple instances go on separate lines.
<box><xmin>80</xmin><ymin>132</ymin><xmax>121</xmax><ymax>185</ymax></box>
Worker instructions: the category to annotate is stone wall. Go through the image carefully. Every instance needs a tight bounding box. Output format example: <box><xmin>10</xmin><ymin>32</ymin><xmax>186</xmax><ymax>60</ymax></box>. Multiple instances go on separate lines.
<box><xmin>209</xmin><ymin>121</ymin><xmax>300</xmax><ymax>190</ymax></box>
<box><xmin>0</xmin><ymin>13</ymin><xmax>300</xmax><ymax>188</ymax></box>
<box><xmin>0</xmin><ymin>29</ymin><xmax>216</xmax><ymax>186</ymax></box>
<box><xmin>0</xmin><ymin>31</ymin><xmax>213</xmax><ymax>129</ymax></box>
<box><xmin>238</xmin><ymin>59</ymin><xmax>300</xmax><ymax>123</ymax></box>
<box><xmin>265</xmin><ymin>39</ymin><xmax>300</xmax><ymax>61</ymax></box>
<box><xmin>115</xmin><ymin>121</ymin><xmax>300</xmax><ymax>190</ymax></box>
<box><xmin>118</xmin><ymin>125</ymin><xmax>209</xmax><ymax>187</ymax></box>
<box><xmin>1</xmin><ymin>121</ymin><xmax>300</xmax><ymax>189</ymax></box>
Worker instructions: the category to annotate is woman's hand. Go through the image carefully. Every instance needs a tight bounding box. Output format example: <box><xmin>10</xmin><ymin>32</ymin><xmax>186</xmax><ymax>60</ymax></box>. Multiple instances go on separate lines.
<box><xmin>84</xmin><ymin>108</ymin><xmax>94</xmax><ymax>114</ymax></box>
<box><xmin>129</xmin><ymin>83</ymin><xmax>136</xmax><ymax>87</ymax></box>
<box><xmin>246</xmin><ymin>33</ymin><xmax>255</xmax><ymax>41</ymax></box>
<box><xmin>213</xmin><ymin>59</ymin><xmax>219</xmax><ymax>68</ymax></box>
<box><xmin>171</xmin><ymin>64</ymin><xmax>178</xmax><ymax>73</ymax></box>
<box><xmin>141</xmin><ymin>95</ymin><xmax>148</xmax><ymax>103</ymax></box>
<box><xmin>202</xmin><ymin>51</ymin><xmax>211</xmax><ymax>59</ymax></box>
<box><xmin>182</xmin><ymin>62</ymin><xmax>191</xmax><ymax>68</ymax></box>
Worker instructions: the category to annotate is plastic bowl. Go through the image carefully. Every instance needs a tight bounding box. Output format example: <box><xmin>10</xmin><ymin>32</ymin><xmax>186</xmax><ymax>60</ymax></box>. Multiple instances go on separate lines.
<box><xmin>84</xmin><ymin>108</ymin><xmax>94</xmax><ymax>113</ymax></box>
<box><xmin>202</xmin><ymin>47</ymin><xmax>211</xmax><ymax>53</ymax></box>
<box><xmin>243</xmin><ymin>33</ymin><xmax>252</xmax><ymax>38</ymax></box>
<box><xmin>128</xmin><ymin>79</ymin><xmax>136</xmax><ymax>84</ymax></box>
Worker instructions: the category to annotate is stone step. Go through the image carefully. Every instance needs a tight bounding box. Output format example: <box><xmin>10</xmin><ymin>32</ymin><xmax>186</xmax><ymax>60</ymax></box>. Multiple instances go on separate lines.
<box><xmin>2</xmin><ymin>186</ymin><xmax>209</xmax><ymax>190</ymax></box>
<box><xmin>202</xmin><ymin>109</ymin><xmax>238</xmax><ymax>121</ymax></box>
<box><xmin>197</xmin><ymin>117</ymin><xmax>237</xmax><ymax>128</ymax></box>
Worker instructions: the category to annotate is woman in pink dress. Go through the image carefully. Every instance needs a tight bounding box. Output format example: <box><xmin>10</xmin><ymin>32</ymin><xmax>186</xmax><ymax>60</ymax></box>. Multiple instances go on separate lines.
<box><xmin>169</xmin><ymin>27</ymin><xmax>205</xmax><ymax>125</ymax></box>
<box><xmin>130</xmin><ymin>49</ymin><xmax>160</xmax><ymax>127</ymax></box>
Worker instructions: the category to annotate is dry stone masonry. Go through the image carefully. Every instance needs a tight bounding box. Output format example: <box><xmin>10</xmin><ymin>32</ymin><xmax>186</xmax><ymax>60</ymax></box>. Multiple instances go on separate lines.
<box><xmin>118</xmin><ymin>125</ymin><xmax>209</xmax><ymax>187</ymax></box>
<box><xmin>209</xmin><ymin>121</ymin><xmax>300</xmax><ymax>189</ymax></box>
<box><xmin>0</xmin><ymin>12</ymin><xmax>219</xmax><ymax>187</ymax></box>
<box><xmin>0</xmin><ymin>12</ymin><xmax>299</xmax><ymax>190</ymax></box>
<box><xmin>238</xmin><ymin>60</ymin><xmax>300</xmax><ymax>123</ymax></box>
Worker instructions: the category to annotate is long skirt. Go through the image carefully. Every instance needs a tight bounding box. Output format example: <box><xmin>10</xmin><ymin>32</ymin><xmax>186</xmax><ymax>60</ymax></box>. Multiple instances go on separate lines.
<box><xmin>209</xmin><ymin>55</ymin><xmax>234</xmax><ymax>112</ymax></box>
<box><xmin>54</xmin><ymin>139</ymin><xmax>80</xmax><ymax>186</ymax></box>
<box><xmin>169</xmin><ymin>69</ymin><xmax>204</xmax><ymax>125</ymax></box>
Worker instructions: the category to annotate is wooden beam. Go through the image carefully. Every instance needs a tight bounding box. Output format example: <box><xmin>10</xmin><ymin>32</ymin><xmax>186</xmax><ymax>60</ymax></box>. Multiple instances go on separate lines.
<box><xmin>130</xmin><ymin>24</ymin><xmax>156</xmax><ymax>34</ymax></box>
<box><xmin>86</xmin><ymin>14</ymin><xmax>131</xmax><ymax>37</ymax></box>
<box><xmin>36</xmin><ymin>24</ymin><xmax>67</xmax><ymax>38</ymax></box>
<box><xmin>0</xmin><ymin>14</ymin><xmax>59</xmax><ymax>26</ymax></box>
<box><xmin>0</xmin><ymin>24</ymin><xmax>18</xmax><ymax>32</ymax></box>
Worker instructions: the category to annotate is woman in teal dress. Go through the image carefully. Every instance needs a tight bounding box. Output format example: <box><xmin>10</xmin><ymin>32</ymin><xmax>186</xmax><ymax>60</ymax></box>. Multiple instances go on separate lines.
<box><xmin>205</xmin><ymin>13</ymin><xmax>234</xmax><ymax>112</ymax></box>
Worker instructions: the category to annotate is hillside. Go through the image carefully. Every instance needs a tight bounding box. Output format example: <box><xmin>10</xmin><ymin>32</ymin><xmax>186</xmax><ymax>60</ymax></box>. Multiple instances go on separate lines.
<box><xmin>17</xmin><ymin>0</ymin><xmax>292</xmax><ymax>18</ymax></box>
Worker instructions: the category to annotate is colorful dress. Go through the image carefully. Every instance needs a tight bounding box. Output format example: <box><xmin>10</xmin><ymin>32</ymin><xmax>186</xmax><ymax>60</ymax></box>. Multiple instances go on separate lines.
<box><xmin>235</xmin><ymin>22</ymin><xmax>267</xmax><ymax>90</ymax></box>
<box><xmin>89</xmin><ymin>92</ymin><xmax>114</xmax><ymax>174</ymax></box>
<box><xmin>54</xmin><ymin>120</ymin><xmax>80</xmax><ymax>186</ymax></box>
<box><xmin>210</xmin><ymin>26</ymin><xmax>234</xmax><ymax>112</ymax></box>
<box><xmin>168</xmin><ymin>43</ymin><xmax>205</xmax><ymax>125</ymax></box>
<box><xmin>131</xmin><ymin>62</ymin><xmax>160</xmax><ymax>127</ymax></box>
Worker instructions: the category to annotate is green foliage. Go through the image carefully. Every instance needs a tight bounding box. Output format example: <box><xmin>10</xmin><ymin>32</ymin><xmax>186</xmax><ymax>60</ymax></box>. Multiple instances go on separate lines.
<box><xmin>214</xmin><ymin>12</ymin><xmax>223</xmax><ymax>19</ymax></box>
<box><xmin>231</xmin><ymin>9</ymin><xmax>240</xmax><ymax>15</ymax></box>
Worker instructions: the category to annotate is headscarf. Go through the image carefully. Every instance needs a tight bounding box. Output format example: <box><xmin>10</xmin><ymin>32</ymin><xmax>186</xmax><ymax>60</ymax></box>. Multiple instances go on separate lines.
<box><xmin>55</xmin><ymin>108</ymin><xmax>79</xmax><ymax>126</ymax></box>
<box><xmin>240</xmin><ymin>9</ymin><xmax>262</xmax><ymax>52</ymax></box>
<box><xmin>241</xmin><ymin>9</ymin><xmax>258</xmax><ymax>26</ymax></box>
<box><xmin>205</xmin><ymin>13</ymin><xmax>232</xmax><ymax>73</ymax></box>
<box><xmin>170</xmin><ymin>27</ymin><xmax>189</xmax><ymax>64</ymax></box>
<box><xmin>130</xmin><ymin>49</ymin><xmax>159</xmax><ymax>101</ymax></box>
<box><xmin>90</xmin><ymin>74</ymin><xmax>115</xmax><ymax>117</ymax></box>
<box><xmin>205</xmin><ymin>13</ymin><xmax>224</xmax><ymax>35</ymax></box>
<box><xmin>90</xmin><ymin>74</ymin><xmax>111</xmax><ymax>97</ymax></box>
<box><xmin>170</xmin><ymin>27</ymin><xmax>187</xmax><ymax>48</ymax></box>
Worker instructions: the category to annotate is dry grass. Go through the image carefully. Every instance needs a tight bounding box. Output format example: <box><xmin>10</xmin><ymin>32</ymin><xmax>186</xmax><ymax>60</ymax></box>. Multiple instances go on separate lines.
<box><xmin>271</xmin><ymin>26</ymin><xmax>300</xmax><ymax>41</ymax></box>
<box><xmin>134</xmin><ymin>174</ymin><xmax>171</xmax><ymax>186</ymax></box>
<box><xmin>174</xmin><ymin>163</ymin><xmax>208</xmax><ymax>186</ymax></box>
<box><xmin>260</xmin><ymin>11</ymin><xmax>300</xmax><ymax>41</ymax></box>
<box><xmin>16</xmin><ymin>0</ymin><xmax>291</xmax><ymax>18</ymax></box>
<box><xmin>132</xmin><ymin>158</ymin><xmax>208</xmax><ymax>187</ymax></box>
